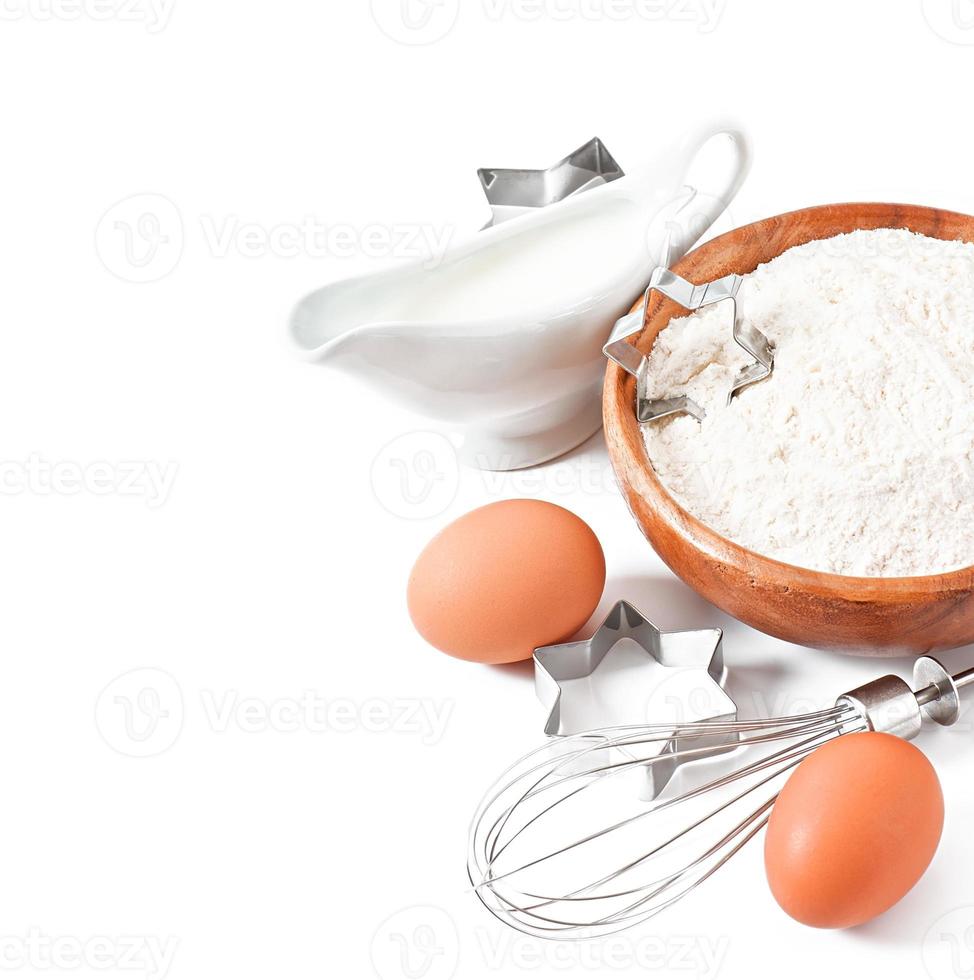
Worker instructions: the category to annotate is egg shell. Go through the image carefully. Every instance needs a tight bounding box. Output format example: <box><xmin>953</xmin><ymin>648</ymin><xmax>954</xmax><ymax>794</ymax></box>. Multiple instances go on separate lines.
<box><xmin>407</xmin><ymin>499</ymin><xmax>606</xmax><ymax>664</ymax></box>
<box><xmin>764</xmin><ymin>731</ymin><xmax>943</xmax><ymax>929</ymax></box>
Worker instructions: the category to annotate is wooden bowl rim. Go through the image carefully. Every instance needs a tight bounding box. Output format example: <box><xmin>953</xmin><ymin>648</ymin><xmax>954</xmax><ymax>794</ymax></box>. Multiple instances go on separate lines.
<box><xmin>604</xmin><ymin>201</ymin><xmax>974</xmax><ymax>599</ymax></box>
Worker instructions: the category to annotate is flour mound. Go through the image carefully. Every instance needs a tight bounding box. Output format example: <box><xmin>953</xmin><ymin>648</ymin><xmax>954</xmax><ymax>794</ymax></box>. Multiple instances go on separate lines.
<box><xmin>642</xmin><ymin>228</ymin><xmax>974</xmax><ymax>577</ymax></box>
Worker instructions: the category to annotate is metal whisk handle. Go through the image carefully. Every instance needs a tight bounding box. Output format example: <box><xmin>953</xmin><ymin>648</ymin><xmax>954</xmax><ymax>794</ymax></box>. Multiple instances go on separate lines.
<box><xmin>947</xmin><ymin>666</ymin><xmax>974</xmax><ymax>689</ymax></box>
<box><xmin>837</xmin><ymin>656</ymin><xmax>972</xmax><ymax>740</ymax></box>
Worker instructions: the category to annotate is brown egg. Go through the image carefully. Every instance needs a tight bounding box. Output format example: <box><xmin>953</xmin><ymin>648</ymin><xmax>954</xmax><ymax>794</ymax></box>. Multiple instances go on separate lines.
<box><xmin>764</xmin><ymin>731</ymin><xmax>943</xmax><ymax>929</ymax></box>
<box><xmin>407</xmin><ymin>499</ymin><xmax>605</xmax><ymax>664</ymax></box>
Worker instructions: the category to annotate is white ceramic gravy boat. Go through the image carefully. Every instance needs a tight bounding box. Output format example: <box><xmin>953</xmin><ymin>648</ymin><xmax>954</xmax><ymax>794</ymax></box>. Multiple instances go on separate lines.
<box><xmin>290</xmin><ymin>122</ymin><xmax>751</xmax><ymax>469</ymax></box>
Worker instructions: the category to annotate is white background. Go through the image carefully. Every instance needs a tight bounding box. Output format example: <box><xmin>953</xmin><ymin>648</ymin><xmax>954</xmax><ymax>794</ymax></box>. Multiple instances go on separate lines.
<box><xmin>2</xmin><ymin>2</ymin><xmax>974</xmax><ymax>979</ymax></box>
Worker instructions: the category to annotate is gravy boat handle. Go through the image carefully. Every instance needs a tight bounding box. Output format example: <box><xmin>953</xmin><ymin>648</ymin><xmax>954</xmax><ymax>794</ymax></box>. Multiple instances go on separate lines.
<box><xmin>604</xmin><ymin>122</ymin><xmax>752</xmax><ymax>393</ymax></box>
<box><xmin>661</xmin><ymin>120</ymin><xmax>752</xmax><ymax>263</ymax></box>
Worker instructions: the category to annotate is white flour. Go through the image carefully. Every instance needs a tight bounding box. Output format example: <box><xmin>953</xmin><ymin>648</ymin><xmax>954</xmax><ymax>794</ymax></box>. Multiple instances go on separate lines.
<box><xmin>641</xmin><ymin>228</ymin><xmax>974</xmax><ymax>577</ymax></box>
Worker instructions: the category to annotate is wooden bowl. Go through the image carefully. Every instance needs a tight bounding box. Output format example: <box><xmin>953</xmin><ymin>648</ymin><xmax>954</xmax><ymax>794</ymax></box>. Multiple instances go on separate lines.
<box><xmin>604</xmin><ymin>203</ymin><xmax>974</xmax><ymax>656</ymax></box>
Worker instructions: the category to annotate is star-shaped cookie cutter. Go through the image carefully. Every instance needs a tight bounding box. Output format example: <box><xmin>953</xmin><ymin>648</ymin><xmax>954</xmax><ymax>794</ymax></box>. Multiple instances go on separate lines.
<box><xmin>603</xmin><ymin>267</ymin><xmax>775</xmax><ymax>423</ymax></box>
<box><xmin>478</xmin><ymin>137</ymin><xmax>624</xmax><ymax>227</ymax></box>
<box><xmin>533</xmin><ymin>600</ymin><xmax>738</xmax><ymax>799</ymax></box>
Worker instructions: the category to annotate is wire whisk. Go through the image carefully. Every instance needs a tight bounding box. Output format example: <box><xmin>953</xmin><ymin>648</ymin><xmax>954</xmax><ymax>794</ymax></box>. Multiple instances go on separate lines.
<box><xmin>468</xmin><ymin>656</ymin><xmax>972</xmax><ymax>940</ymax></box>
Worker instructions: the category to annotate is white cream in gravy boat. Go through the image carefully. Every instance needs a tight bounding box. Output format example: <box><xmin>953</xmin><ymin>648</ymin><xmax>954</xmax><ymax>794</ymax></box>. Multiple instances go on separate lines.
<box><xmin>289</xmin><ymin>123</ymin><xmax>751</xmax><ymax>470</ymax></box>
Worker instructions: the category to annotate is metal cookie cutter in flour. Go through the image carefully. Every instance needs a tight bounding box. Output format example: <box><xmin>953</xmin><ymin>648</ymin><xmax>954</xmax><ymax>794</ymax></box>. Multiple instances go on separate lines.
<box><xmin>533</xmin><ymin>600</ymin><xmax>738</xmax><ymax>799</ymax></box>
<box><xmin>603</xmin><ymin>267</ymin><xmax>775</xmax><ymax>422</ymax></box>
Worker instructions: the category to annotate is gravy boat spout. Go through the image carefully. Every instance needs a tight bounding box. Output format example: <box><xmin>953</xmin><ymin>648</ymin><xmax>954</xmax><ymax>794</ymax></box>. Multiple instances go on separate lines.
<box><xmin>289</xmin><ymin>123</ymin><xmax>752</xmax><ymax>470</ymax></box>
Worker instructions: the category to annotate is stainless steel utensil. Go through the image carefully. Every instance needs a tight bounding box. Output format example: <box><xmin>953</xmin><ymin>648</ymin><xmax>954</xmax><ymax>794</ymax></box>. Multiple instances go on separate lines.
<box><xmin>534</xmin><ymin>600</ymin><xmax>737</xmax><ymax>799</ymax></box>
<box><xmin>468</xmin><ymin>656</ymin><xmax>972</xmax><ymax>939</ymax></box>
<box><xmin>604</xmin><ymin>267</ymin><xmax>775</xmax><ymax>422</ymax></box>
<box><xmin>478</xmin><ymin>137</ymin><xmax>624</xmax><ymax>227</ymax></box>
